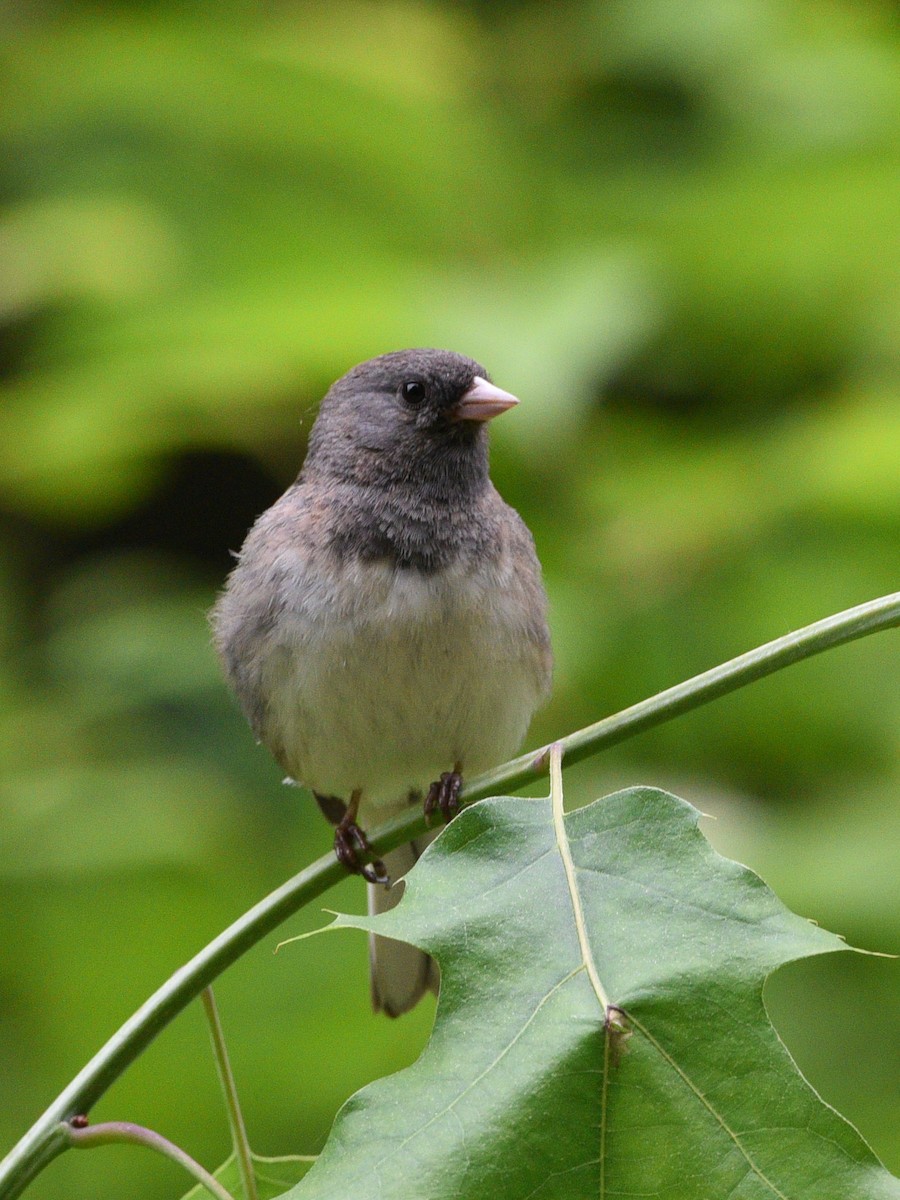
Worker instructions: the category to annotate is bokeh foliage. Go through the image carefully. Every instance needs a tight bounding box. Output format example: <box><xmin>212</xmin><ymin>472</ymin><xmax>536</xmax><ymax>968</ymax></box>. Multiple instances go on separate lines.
<box><xmin>0</xmin><ymin>2</ymin><xmax>897</xmax><ymax>1196</ymax></box>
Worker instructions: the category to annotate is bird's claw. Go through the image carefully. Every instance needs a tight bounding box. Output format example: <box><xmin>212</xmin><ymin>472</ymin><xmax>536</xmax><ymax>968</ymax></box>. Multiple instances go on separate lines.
<box><xmin>424</xmin><ymin>770</ymin><xmax>463</xmax><ymax>825</ymax></box>
<box><xmin>334</xmin><ymin>820</ymin><xmax>389</xmax><ymax>887</ymax></box>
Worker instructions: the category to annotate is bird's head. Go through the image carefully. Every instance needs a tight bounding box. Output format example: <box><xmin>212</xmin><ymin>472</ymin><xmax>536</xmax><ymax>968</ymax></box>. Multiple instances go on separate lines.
<box><xmin>303</xmin><ymin>349</ymin><xmax>518</xmax><ymax>489</ymax></box>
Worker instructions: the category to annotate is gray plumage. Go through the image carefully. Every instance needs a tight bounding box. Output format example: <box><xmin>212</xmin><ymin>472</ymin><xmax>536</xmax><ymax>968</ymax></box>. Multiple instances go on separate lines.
<box><xmin>212</xmin><ymin>349</ymin><xmax>552</xmax><ymax>1015</ymax></box>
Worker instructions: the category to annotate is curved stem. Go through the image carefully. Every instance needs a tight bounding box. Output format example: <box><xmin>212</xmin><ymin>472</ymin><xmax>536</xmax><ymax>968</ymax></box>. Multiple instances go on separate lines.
<box><xmin>1</xmin><ymin>591</ymin><xmax>897</xmax><ymax>1200</ymax></box>
<box><xmin>0</xmin><ymin>853</ymin><xmax>346</xmax><ymax>1200</ymax></box>
<box><xmin>66</xmin><ymin>1120</ymin><xmax>236</xmax><ymax>1200</ymax></box>
<box><xmin>201</xmin><ymin>988</ymin><xmax>257</xmax><ymax>1200</ymax></box>
<box><xmin>460</xmin><ymin>590</ymin><xmax>900</xmax><ymax>804</ymax></box>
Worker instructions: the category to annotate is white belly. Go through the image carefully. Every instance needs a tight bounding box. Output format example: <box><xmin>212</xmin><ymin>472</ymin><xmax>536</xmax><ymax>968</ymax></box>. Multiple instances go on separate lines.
<box><xmin>260</xmin><ymin>556</ymin><xmax>545</xmax><ymax>824</ymax></box>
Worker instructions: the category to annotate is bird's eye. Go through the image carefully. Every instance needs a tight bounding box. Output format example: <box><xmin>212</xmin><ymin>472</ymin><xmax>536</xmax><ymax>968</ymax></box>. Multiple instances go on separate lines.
<box><xmin>401</xmin><ymin>380</ymin><xmax>426</xmax><ymax>404</ymax></box>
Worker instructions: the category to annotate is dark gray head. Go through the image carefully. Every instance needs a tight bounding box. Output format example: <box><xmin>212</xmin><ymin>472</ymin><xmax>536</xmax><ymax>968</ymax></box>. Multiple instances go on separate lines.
<box><xmin>301</xmin><ymin>349</ymin><xmax>518</xmax><ymax>494</ymax></box>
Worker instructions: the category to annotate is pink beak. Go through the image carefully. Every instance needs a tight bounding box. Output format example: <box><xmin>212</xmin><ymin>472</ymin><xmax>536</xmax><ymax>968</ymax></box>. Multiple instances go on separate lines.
<box><xmin>453</xmin><ymin>376</ymin><xmax>519</xmax><ymax>422</ymax></box>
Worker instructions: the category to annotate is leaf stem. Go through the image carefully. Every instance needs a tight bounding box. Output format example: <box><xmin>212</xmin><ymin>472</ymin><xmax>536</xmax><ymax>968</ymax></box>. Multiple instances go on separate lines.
<box><xmin>200</xmin><ymin>988</ymin><xmax>258</xmax><ymax>1200</ymax></box>
<box><xmin>1</xmin><ymin>591</ymin><xmax>897</xmax><ymax>1200</ymax></box>
<box><xmin>550</xmin><ymin>742</ymin><xmax>610</xmax><ymax>1011</ymax></box>
<box><xmin>65</xmin><ymin>1120</ymin><xmax>236</xmax><ymax>1200</ymax></box>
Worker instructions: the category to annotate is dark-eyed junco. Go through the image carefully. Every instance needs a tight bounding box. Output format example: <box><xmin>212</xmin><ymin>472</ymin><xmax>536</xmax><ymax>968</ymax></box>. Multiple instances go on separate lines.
<box><xmin>212</xmin><ymin>349</ymin><xmax>552</xmax><ymax>1015</ymax></box>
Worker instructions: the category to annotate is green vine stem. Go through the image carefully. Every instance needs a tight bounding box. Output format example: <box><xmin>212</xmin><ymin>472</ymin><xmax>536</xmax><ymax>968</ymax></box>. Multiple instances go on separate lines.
<box><xmin>463</xmin><ymin>590</ymin><xmax>900</xmax><ymax>803</ymax></box>
<box><xmin>1</xmin><ymin>591</ymin><xmax>897</xmax><ymax>1200</ymax></box>
<box><xmin>201</xmin><ymin>988</ymin><xmax>258</xmax><ymax>1200</ymax></box>
<box><xmin>65</xmin><ymin>1120</ymin><xmax>236</xmax><ymax>1200</ymax></box>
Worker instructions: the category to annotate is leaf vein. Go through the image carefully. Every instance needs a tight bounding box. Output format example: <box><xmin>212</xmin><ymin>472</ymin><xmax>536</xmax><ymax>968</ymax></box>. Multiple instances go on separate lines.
<box><xmin>628</xmin><ymin>1013</ymin><xmax>790</xmax><ymax>1200</ymax></box>
<box><xmin>371</xmin><ymin>965</ymin><xmax>586</xmax><ymax>1170</ymax></box>
<box><xmin>550</xmin><ymin>744</ymin><xmax>609</xmax><ymax>1014</ymax></box>
<box><xmin>518</xmin><ymin>1156</ymin><xmax>602</xmax><ymax>1200</ymax></box>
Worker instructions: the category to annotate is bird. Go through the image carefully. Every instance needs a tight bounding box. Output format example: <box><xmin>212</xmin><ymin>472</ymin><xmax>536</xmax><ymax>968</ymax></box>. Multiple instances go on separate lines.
<box><xmin>211</xmin><ymin>348</ymin><xmax>552</xmax><ymax>1015</ymax></box>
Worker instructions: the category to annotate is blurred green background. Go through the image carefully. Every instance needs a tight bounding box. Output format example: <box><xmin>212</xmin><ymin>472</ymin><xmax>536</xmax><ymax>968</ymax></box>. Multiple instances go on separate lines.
<box><xmin>1</xmin><ymin>1</ymin><xmax>897</xmax><ymax>1195</ymax></box>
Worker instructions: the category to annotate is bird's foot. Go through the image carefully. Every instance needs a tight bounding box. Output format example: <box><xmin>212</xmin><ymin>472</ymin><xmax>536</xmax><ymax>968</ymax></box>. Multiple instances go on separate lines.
<box><xmin>317</xmin><ymin>790</ymin><xmax>389</xmax><ymax>886</ymax></box>
<box><xmin>424</xmin><ymin>769</ymin><xmax>463</xmax><ymax>825</ymax></box>
<box><xmin>333</xmin><ymin>818</ymin><xmax>389</xmax><ymax>886</ymax></box>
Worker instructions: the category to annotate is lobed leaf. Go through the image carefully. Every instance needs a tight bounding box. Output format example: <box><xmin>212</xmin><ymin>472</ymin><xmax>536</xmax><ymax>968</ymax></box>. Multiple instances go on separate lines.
<box><xmin>283</xmin><ymin>788</ymin><xmax>898</xmax><ymax>1199</ymax></box>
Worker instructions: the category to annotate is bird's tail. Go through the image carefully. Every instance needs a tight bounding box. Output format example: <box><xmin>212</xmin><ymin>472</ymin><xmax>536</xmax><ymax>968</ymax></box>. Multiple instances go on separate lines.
<box><xmin>368</xmin><ymin>834</ymin><xmax>439</xmax><ymax>1017</ymax></box>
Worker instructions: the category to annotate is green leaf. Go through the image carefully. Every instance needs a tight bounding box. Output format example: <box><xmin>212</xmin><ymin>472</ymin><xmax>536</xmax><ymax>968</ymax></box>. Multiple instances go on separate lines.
<box><xmin>181</xmin><ymin>1150</ymin><xmax>314</xmax><ymax>1200</ymax></box>
<box><xmin>282</xmin><ymin>787</ymin><xmax>898</xmax><ymax>1199</ymax></box>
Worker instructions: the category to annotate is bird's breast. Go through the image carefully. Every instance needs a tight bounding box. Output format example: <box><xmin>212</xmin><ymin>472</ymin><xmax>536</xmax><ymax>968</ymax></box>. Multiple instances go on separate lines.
<box><xmin>258</xmin><ymin>551</ymin><xmax>548</xmax><ymax>819</ymax></box>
